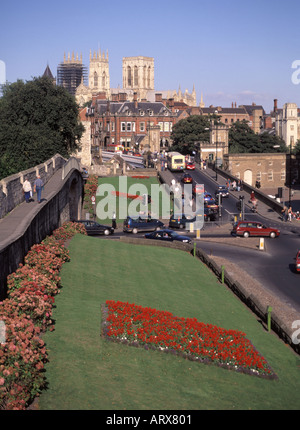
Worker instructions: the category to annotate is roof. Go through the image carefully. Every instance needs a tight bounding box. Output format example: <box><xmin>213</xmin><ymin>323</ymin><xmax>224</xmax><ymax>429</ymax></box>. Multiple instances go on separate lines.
<box><xmin>43</xmin><ymin>64</ymin><xmax>55</xmax><ymax>80</ymax></box>
<box><xmin>91</xmin><ymin>100</ymin><xmax>175</xmax><ymax>116</ymax></box>
<box><xmin>241</xmin><ymin>104</ymin><xmax>265</xmax><ymax>115</ymax></box>
<box><xmin>200</xmin><ymin>107</ymin><xmax>248</xmax><ymax>115</ymax></box>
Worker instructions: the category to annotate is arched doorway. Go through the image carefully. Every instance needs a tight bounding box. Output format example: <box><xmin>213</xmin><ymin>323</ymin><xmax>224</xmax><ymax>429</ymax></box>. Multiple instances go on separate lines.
<box><xmin>244</xmin><ymin>169</ymin><xmax>253</xmax><ymax>186</ymax></box>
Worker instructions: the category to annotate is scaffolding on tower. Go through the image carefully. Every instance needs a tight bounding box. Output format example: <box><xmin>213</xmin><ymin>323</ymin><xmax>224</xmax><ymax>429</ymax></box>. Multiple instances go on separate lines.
<box><xmin>57</xmin><ymin>52</ymin><xmax>88</xmax><ymax>96</ymax></box>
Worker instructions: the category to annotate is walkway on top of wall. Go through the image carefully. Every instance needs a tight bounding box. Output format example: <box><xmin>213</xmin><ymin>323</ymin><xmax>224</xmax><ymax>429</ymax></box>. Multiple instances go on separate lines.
<box><xmin>0</xmin><ymin>167</ymin><xmax>64</xmax><ymax>251</ymax></box>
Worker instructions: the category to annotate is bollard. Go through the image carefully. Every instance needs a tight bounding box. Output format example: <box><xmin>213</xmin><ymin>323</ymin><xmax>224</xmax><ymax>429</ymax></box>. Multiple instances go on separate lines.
<box><xmin>259</xmin><ymin>238</ymin><xmax>264</xmax><ymax>250</ymax></box>
<box><xmin>221</xmin><ymin>265</ymin><xmax>225</xmax><ymax>284</ymax></box>
<box><xmin>190</xmin><ymin>223</ymin><xmax>194</xmax><ymax>233</ymax></box>
<box><xmin>193</xmin><ymin>242</ymin><xmax>196</xmax><ymax>257</ymax></box>
<box><xmin>267</xmin><ymin>306</ymin><xmax>272</xmax><ymax>332</ymax></box>
<box><xmin>196</xmin><ymin>229</ymin><xmax>200</xmax><ymax>239</ymax></box>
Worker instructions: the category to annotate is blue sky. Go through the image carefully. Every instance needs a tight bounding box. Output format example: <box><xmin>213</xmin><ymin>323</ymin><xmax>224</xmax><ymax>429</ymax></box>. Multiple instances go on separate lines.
<box><xmin>1</xmin><ymin>0</ymin><xmax>300</xmax><ymax>112</ymax></box>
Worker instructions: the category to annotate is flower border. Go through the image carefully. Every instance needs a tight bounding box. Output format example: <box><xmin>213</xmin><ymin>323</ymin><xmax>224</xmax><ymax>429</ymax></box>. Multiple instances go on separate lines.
<box><xmin>101</xmin><ymin>301</ymin><xmax>277</xmax><ymax>380</ymax></box>
<box><xmin>0</xmin><ymin>221</ymin><xmax>87</xmax><ymax>410</ymax></box>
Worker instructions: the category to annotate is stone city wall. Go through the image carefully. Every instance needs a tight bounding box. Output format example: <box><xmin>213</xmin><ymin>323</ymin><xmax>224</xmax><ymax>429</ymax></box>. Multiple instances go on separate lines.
<box><xmin>0</xmin><ymin>154</ymin><xmax>66</xmax><ymax>219</ymax></box>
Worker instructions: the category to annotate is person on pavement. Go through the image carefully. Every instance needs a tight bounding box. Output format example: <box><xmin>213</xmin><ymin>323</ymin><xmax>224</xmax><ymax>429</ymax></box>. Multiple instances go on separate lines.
<box><xmin>34</xmin><ymin>175</ymin><xmax>44</xmax><ymax>203</ymax></box>
<box><xmin>23</xmin><ymin>177</ymin><xmax>32</xmax><ymax>203</ymax></box>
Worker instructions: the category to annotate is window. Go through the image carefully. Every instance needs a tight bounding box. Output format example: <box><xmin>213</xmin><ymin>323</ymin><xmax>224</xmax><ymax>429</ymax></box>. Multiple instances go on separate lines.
<box><xmin>281</xmin><ymin>170</ymin><xmax>286</xmax><ymax>181</ymax></box>
<box><xmin>268</xmin><ymin>170</ymin><xmax>273</xmax><ymax>181</ymax></box>
<box><xmin>127</xmin><ymin>122</ymin><xmax>132</xmax><ymax>132</ymax></box>
<box><xmin>158</xmin><ymin>122</ymin><xmax>163</xmax><ymax>132</ymax></box>
<box><xmin>121</xmin><ymin>122</ymin><xmax>126</xmax><ymax>132</ymax></box>
<box><xmin>256</xmin><ymin>172</ymin><xmax>261</xmax><ymax>181</ymax></box>
<box><xmin>140</xmin><ymin>122</ymin><xmax>145</xmax><ymax>132</ymax></box>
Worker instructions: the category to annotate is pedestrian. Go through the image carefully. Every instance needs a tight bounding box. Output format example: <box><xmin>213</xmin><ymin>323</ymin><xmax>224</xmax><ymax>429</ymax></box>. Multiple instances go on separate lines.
<box><xmin>250</xmin><ymin>191</ymin><xmax>255</xmax><ymax>202</ymax></box>
<box><xmin>112</xmin><ymin>211</ymin><xmax>117</xmax><ymax>229</ymax></box>
<box><xmin>232</xmin><ymin>180</ymin><xmax>236</xmax><ymax>191</ymax></box>
<box><xmin>288</xmin><ymin>206</ymin><xmax>293</xmax><ymax>222</ymax></box>
<box><xmin>281</xmin><ymin>205</ymin><xmax>288</xmax><ymax>222</ymax></box>
<box><xmin>23</xmin><ymin>176</ymin><xmax>32</xmax><ymax>203</ymax></box>
<box><xmin>34</xmin><ymin>174</ymin><xmax>44</xmax><ymax>203</ymax></box>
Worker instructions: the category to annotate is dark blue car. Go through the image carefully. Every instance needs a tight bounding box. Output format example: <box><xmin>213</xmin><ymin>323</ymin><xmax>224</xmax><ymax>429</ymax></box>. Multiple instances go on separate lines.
<box><xmin>123</xmin><ymin>216</ymin><xmax>165</xmax><ymax>234</ymax></box>
<box><xmin>145</xmin><ymin>229</ymin><xmax>192</xmax><ymax>243</ymax></box>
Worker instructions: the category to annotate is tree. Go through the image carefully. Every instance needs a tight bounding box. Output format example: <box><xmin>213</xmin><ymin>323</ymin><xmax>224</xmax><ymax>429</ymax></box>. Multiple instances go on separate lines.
<box><xmin>292</xmin><ymin>140</ymin><xmax>300</xmax><ymax>154</ymax></box>
<box><xmin>170</xmin><ymin>115</ymin><xmax>210</xmax><ymax>154</ymax></box>
<box><xmin>229</xmin><ymin>120</ymin><xmax>287</xmax><ymax>153</ymax></box>
<box><xmin>0</xmin><ymin>77</ymin><xmax>84</xmax><ymax>179</ymax></box>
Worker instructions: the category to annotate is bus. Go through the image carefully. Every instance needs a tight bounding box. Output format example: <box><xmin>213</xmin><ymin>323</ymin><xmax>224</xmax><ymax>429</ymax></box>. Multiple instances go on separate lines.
<box><xmin>166</xmin><ymin>152</ymin><xmax>186</xmax><ymax>172</ymax></box>
<box><xmin>107</xmin><ymin>144</ymin><xmax>124</xmax><ymax>153</ymax></box>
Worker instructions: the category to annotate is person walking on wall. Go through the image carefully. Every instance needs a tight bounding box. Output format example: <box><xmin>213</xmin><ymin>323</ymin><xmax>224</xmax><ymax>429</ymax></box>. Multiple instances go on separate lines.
<box><xmin>34</xmin><ymin>175</ymin><xmax>44</xmax><ymax>203</ymax></box>
<box><xmin>23</xmin><ymin>176</ymin><xmax>32</xmax><ymax>203</ymax></box>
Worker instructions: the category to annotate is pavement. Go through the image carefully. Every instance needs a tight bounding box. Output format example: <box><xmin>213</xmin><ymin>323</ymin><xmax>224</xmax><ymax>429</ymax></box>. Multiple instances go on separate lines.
<box><xmin>0</xmin><ymin>168</ymin><xmax>64</xmax><ymax>251</ymax></box>
<box><xmin>200</xmin><ymin>164</ymin><xmax>300</xmax><ymax>229</ymax></box>
<box><xmin>1</xmin><ymin>163</ymin><xmax>300</xmax><ymax>253</ymax></box>
<box><xmin>160</xmin><ymin>164</ymin><xmax>300</xmax><ymax>231</ymax></box>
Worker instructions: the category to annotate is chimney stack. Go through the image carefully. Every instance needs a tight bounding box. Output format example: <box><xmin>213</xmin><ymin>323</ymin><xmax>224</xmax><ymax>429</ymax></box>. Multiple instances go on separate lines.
<box><xmin>274</xmin><ymin>99</ymin><xmax>278</xmax><ymax>112</ymax></box>
<box><xmin>133</xmin><ymin>92</ymin><xmax>138</xmax><ymax>109</ymax></box>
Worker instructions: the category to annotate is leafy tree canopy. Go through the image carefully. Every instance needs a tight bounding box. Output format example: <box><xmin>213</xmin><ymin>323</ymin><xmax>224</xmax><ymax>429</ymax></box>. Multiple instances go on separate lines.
<box><xmin>0</xmin><ymin>76</ymin><xmax>84</xmax><ymax>179</ymax></box>
<box><xmin>229</xmin><ymin>120</ymin><xmax>287</xmax><ymax>153</ymax></box>
<box><xmin>170</xmin><ymin>115</ymin><xmax>211</xmax><ymax>154</ymax></box>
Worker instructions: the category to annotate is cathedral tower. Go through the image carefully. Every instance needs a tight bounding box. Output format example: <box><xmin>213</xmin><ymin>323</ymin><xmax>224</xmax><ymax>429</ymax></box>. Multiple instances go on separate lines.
<box><xmin>89</xmin><ymin>49</ymin><xmax>110</xmax><ymax>96</ymax></box>
<box><xmin>122</xmin><ymin>56</ymin><xmax>154</xmax><ymax>99</ymax></box>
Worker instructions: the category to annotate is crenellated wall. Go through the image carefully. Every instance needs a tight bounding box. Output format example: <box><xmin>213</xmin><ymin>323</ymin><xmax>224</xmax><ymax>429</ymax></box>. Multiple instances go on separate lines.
<box><xmin>0</xmin><ymin>154</ymin><xmax>67</xmax><ymax>219</ymax></box>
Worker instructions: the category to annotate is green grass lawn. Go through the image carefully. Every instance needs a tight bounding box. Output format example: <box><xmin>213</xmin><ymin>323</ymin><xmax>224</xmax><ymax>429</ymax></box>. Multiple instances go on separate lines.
<box><xmin>39</xmin><ymin>234</ymin><xmax>300</xmax><ymax>410</ymax></box>
<box><xmin>96</xmin><ymin>176</ymin><xmax>171</xmax><ymax>224</ymax></box>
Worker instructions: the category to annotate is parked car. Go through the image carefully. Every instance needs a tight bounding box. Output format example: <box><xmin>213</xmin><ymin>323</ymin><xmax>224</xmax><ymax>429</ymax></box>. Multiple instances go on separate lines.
<box><xmin>123</xmin><ymin>216</ymin><xmax>164</xmax><ymax>234</ymax></box>
<box><xmin>215</xmin><ymin>185</ymin><xmax>229</xmax><ymax>198</ymax></box>
<box><xmin>145</xmin><ymin>229</ymin><xmax>192</xmax><ymax>243</ymax></box>
<box><xmin>295</xmin><ymin>250</ymin><xmax>300</xmax><ymax>273</ymax></box>
<box><xmin>169</xmin><ymin>214</ymin><xmax>196</xmax><ymax>229</ymax></box>
<box><xmin>186</xmin><ymin>162</ymin><xmax>195</xmax><ymax>170</ymax></box>
<box><xmin>77</xmin><ymin>220</ymin><xmax>114</xmax><ymax>236</ymax></box>
<box><xmin>181</xmin><ymin>173</ymin><xmax>193</xmax><ymax>184</ymax></box>
<box><xmin>231</xmin><ymin>221</ymin><xmax>280</xmax><ymax>238</ymax></box>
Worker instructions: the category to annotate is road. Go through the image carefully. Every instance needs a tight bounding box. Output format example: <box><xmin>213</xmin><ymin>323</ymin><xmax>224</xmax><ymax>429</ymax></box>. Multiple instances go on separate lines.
<box><xmin>93</xmin><ymin>164</ymin><xmax>300</xmax><ymax>313</ymax></box>
<box><xmin>169</xmin><ymin>167</ymin><xmax>300</xmax><ymax>314</ymax></box>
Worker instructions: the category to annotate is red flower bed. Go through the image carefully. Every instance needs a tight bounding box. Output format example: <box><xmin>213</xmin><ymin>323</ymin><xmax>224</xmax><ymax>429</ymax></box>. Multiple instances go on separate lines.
<box><xmin>111</xmin><ymin>191</ymin><xmax>142</xmax><ymax>200</ymax></box>
<box><xmin>131</xmin><ymin>176</ymin><xmax>150</xmax><ymax>179</ymax></box>
<box><xmin>0</xmin><ymin>221</ymin><xmax>86</xmax><ymax>409</ymax></box>
<box><xmin>102</xmin><ymin>301</ymin><xmax>277</xmax><ymax>379</ymax></box>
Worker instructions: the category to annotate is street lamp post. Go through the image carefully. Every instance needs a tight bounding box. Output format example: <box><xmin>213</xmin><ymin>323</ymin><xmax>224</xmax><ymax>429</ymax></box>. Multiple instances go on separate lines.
<box><xmin>289</xmin><ymin>141</ymin><xmax>292</xmax><ymax>207</ymax></box>
<box><xmin>215</xmin><ymin>123</ymin><xmax>218</xmax><ymax>182</ymax></box>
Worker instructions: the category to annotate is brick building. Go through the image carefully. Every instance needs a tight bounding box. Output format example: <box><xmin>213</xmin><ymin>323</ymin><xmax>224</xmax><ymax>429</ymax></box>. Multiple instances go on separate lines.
<box><xmin>223</xmin><ymin>152</ymin><xmax>287</xmax><ymax>188</ymax></box>
<box><xmin>85</xmin><ymin>92</ymin><xmax>178</xmax><ymax>154</ymax></box>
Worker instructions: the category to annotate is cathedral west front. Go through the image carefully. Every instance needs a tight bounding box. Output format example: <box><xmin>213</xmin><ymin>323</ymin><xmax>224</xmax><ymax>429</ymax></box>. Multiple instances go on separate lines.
<box><xmin>75</xmin><ymin>48</ymin><xmax>197</xmax><ymax>107</ymax></box>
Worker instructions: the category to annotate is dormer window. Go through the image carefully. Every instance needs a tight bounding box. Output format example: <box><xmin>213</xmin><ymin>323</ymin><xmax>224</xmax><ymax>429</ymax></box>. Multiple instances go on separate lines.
<box><xmin>140</xmin><ymin>110</ymin><xmax>145</xmax><ymax>116</ymax></box>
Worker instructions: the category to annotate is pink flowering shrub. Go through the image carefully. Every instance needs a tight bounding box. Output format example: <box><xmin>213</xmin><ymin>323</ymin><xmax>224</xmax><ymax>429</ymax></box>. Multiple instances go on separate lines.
<box><xmin>0</xmin><ymin>221</ymin><xmax>86</xmax><ymax>410</ymax></box>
